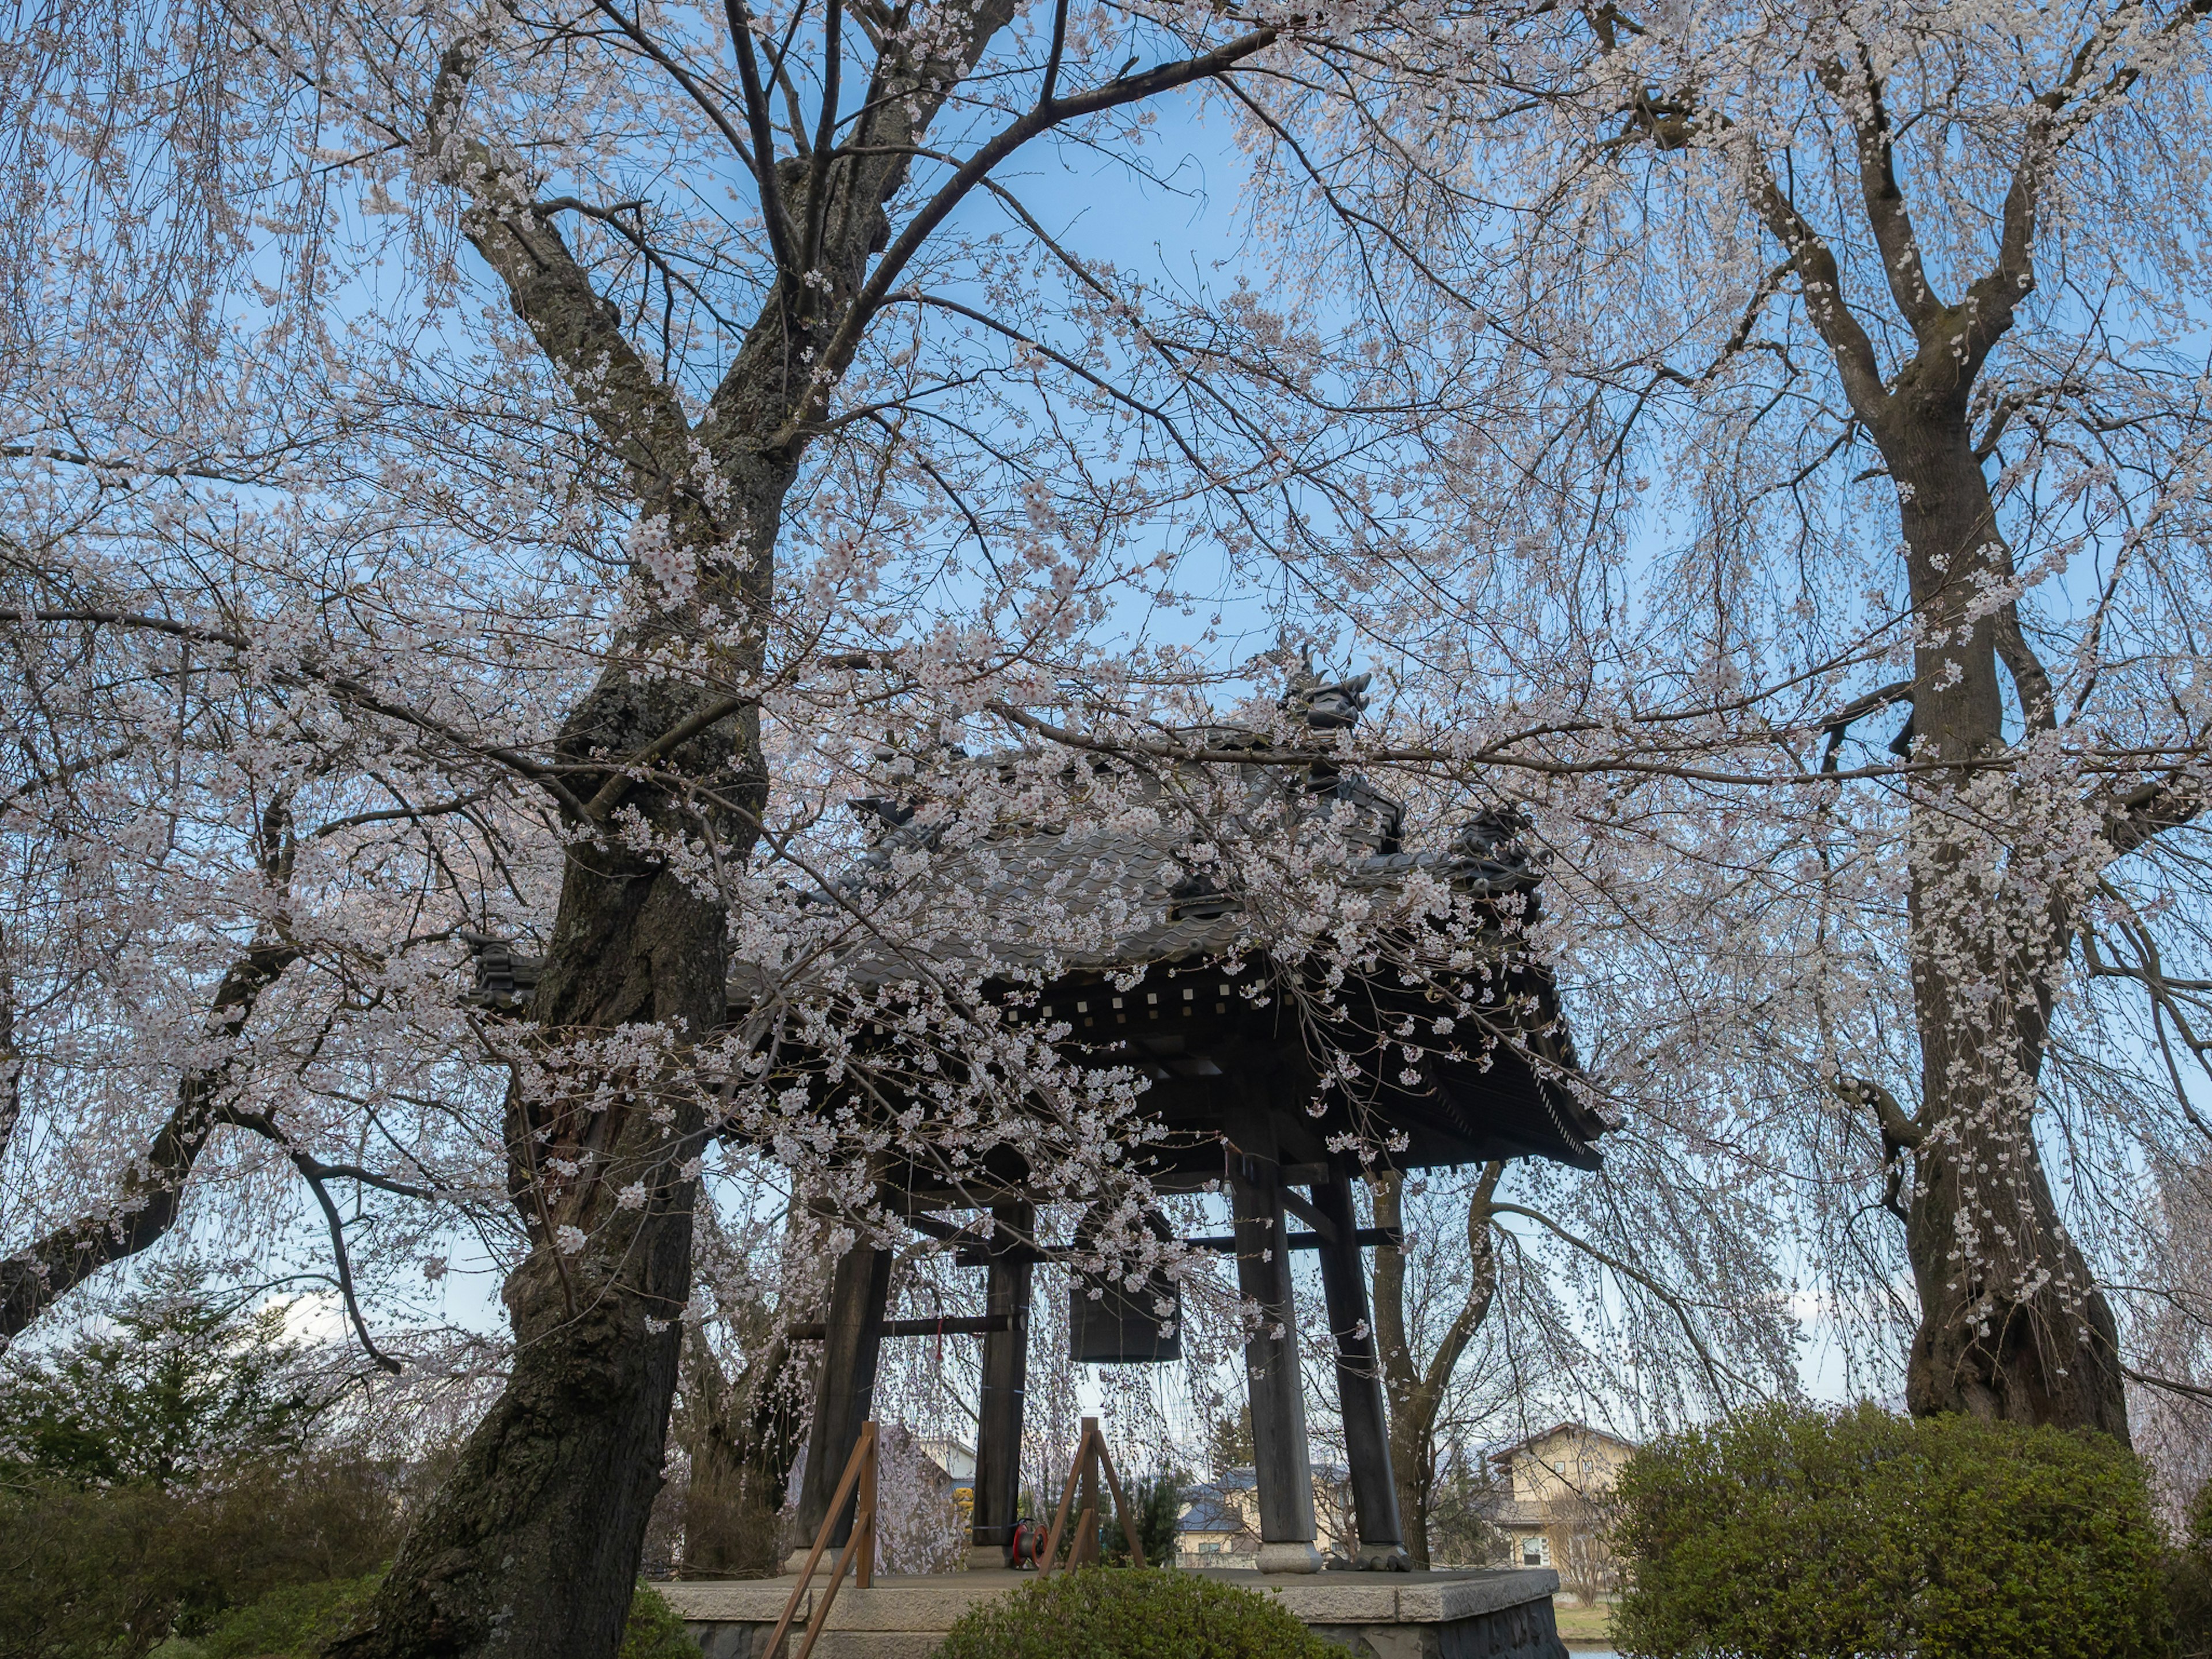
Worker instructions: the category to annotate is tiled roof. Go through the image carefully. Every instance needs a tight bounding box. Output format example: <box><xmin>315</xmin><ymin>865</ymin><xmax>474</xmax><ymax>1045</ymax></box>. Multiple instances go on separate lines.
<box><xmin>465</xmin><ymin>676</ymin><xmax>1609</xmax><ymax>1169</ymax></box>
<box><xmin>1175</xmin><ymin>1483</ymin><xmax>1250</xmax><ymax>1535</ymax></box>
<box><xmin>787</xmin><ymin>756</ymin><xmax>1546</xmax><ymax>993</ymax></box>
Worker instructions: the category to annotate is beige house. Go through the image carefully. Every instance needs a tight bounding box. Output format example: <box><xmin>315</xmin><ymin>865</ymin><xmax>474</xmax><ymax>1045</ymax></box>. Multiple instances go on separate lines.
<box><xmin>1174</xmin><ymin>1464</ymin><xmax>1357</xmax><ymax>1568</ymax></box>
<box><xmin>1483</xmin><ymin>1422</ymin><xmax>1636</xmax><ymax>1576</ymax></box>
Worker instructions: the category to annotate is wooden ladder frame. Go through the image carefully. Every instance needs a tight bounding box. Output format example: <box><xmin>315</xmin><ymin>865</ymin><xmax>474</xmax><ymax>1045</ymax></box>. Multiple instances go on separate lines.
<box><xmin>764</xmin><ymin>1419</ymin><xmax>879</xmax><ymax>1659</ymax></box>
<box><xmin>1039</xmin><ymin>1415</ymin><xmax>1146</xmax><ymax>1575</ymax></box>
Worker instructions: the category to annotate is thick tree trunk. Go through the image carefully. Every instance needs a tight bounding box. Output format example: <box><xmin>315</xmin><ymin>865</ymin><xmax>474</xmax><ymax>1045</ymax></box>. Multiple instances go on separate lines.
<box><xmin>332</xmin><ymin>691</ymin><xmax>749</xmax><ymax>1656</ymax></box>
<box><xmin>1733</xmin><ymin>54</ymin><xmax>2132</xmax><ymax>1438</ymax></box>
<box><xmin>1881</xmin><ymin>414</ymin><xmax>2129</xmax><ymax>1439</ymax></box>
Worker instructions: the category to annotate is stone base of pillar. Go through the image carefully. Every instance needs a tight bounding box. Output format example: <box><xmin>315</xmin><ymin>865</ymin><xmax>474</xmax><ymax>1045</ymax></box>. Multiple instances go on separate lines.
<box><xmin>1255</xmin><ymin>1540</ymin><xmax>1327</xmax><ymax>1574</ymax></box>
<box><xmin>1349</xmin><ymin>1544</ymin><xmax>1412</xmax><ymax>1571</ymax></box>
<box><xmin>964</xmin><ymin>1544</ymin><xmax>1009</xmax><ymax>1571</ymax></box>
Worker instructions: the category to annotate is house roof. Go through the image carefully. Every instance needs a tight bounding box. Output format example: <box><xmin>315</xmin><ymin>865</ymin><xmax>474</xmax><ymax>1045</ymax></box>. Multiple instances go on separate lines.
<box><xmin>919</xmin><ymin>1437</ymin><xmax>975</xmax><ymax>1483</ymax></box>
<box><xmin>465</xmin><ymin>672</ymin><xmax>1608</xmax><ymax>1174</ymax></box>
<box><xmin>1175</xmin><ymin>1483</ymin><xmax>1252</xmax><ymax>1535</ymax></box>
<box><xmin>1487</xmin><ymin>1422</ymin><xmax>1640</xmax><ymax>1467</ymax></box>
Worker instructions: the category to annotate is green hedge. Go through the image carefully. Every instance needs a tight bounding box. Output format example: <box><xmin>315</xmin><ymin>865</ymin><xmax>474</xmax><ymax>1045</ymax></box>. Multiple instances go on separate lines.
<box><xmin>0</xmin><ymin>1466</ymin><xmax>401</xmax><ymax>1659</ymax></box>
<box><xmin>183</xmin><ymin>1577</ymin><xmax>696</xmax><ymax>1659</ymax></box>
<box><xmin>934</xmin><ymin>1567</ymin><xmax>1340</xmax><ymax>1659</ymax></box>
<box><xmin>198</xmin><ymin>1575</ymin><xmax>381</xmax><ymax>1657</ymax></box>
<box><xmin>2171</xmin><ymin>1478</ymin><xmax>2212</xmax><ymax>1659</ymax></box>
<box><xmin>1613</xmin><ymin>1403</ymin><xmax>2172</xmax><ymax>1659</ymax></box>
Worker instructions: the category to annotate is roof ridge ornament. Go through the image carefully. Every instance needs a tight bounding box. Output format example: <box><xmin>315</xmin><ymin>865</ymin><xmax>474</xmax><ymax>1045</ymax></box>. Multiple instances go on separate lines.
<box><xmin>1281</xmin><ymin>653</ymin><xmax>1370</xmax><ymax>731</ymax></box>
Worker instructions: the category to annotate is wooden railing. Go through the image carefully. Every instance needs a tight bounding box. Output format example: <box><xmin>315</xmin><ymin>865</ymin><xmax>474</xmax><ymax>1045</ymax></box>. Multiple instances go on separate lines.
<box><xmin>762</xmin><ymin>1412</ymin><xmax>1144</xmax><ymax>1659</ymax></box>
<box><xmin>1039</xmin><ymin>1415</ymin><xmax>1145</xmax><ymax>1575</ymax></box>
<box><xmin>764</xmin><ymin>1419</ymin><xmax>879</xmax><ymax>1659</ymax></box>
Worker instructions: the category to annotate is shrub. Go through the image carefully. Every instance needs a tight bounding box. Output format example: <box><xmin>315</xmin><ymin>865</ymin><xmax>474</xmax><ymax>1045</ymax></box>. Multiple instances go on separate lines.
<box><xmin>198</xmin><ymin>1575</ymin><xmax>381</xmax><ymax>1658</ymax></box>
<box><xmin>1612</xmin><ymin>1402</ymin><xmax>2172</xmax><ymax>1659</ymax></box>
<box><xmin>0</xmin><ymin>1479</ymin><xmax>212</xmax><ymax>1659</ymax></box>
<box><xmin>619</xmin><ymin>1584</ymin><xmax>702</xmax><ymax>1659</ymax></box>
<box><xmin>0</xmin><ymin>1260</ymin><xmax>321</xmax><ymax>1492</ymax></box>
<box><xmin>934</xmin><ymin>1567</ymin><xmax>1340</xmax><ymax>1659</ymax></box>
<box><xmin>2172</xmin><ymin>1478</ymin><xmax>2212</xmax><ymax>1659</ymax></box>
<box><xmin>1099</xmin><ymin>1467</ymin><xmax>1185</xmax><ymax>1567</ymax></box>
<box><xmin>0</xmin><ymin>1464</ymin><xmax>405</xmax><ymax>1659</ymax></box>
<box><xmin>188</xmin><ymin>1577</ymin><xmax>698</xmax><ymax>1659</ymax></box>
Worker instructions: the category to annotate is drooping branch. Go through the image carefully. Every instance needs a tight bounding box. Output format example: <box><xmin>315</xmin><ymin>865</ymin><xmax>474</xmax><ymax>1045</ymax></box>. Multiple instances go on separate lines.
<box><xmin>293</xmin><ymin>1152</ymin><xmax>405</xmax><ymax>1374</ymax></box>
<box><xmin>0</xmin><ymin>937</ymin><xmax>300</xmax><ymax>1348</ymax></box>
<box><xmin>1487</xmin><ymin>1201</ymin><xmax>1743</xmax><ymax>1396</ymax></box>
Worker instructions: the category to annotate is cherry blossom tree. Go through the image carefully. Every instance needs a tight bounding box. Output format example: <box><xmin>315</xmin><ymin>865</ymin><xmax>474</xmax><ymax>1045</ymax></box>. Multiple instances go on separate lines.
<box><xmin>1217</xmin><ymin>0</ymin><xmax>2212</xmax><ymax>1440</ymax></box>
<box><xmin>20</xmin><ymin>2</ymin><xmax>2212</xmax><ymax>1653</ymax></box>
<box><xmin>0</xmin><ymin>0</ymin><xmax>1611</xmax><ymax>1651</ymax></box>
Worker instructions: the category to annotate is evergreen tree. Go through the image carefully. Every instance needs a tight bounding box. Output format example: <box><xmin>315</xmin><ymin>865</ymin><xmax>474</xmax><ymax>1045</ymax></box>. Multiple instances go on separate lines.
<box><xmin>0</xmin><ymin>1260</ymin><xmax>319</xmax><ymax>1490</ymax></box>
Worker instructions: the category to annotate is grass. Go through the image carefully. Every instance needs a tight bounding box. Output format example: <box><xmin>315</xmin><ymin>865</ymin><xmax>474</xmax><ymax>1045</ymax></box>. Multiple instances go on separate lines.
<box><xmin>1552</xmin><ymin>1600</ymin><xmax>1615</xmax><ymax>1644</ymax></box>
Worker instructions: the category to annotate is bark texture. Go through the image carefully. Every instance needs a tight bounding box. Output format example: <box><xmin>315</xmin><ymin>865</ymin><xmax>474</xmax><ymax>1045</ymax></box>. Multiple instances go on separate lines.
<box><xmin>1885</xmin><ymin>425</ymin><xmax>2125</xmax><ymax>1434</ymax></box>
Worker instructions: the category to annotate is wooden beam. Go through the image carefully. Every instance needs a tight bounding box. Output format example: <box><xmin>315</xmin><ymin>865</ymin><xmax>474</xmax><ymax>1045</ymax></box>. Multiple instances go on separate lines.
<box><xmin>969</xmin><ymin>1200</ymin><xmax>1033</xmax><ymax>1560</ymax></box>
<box><xmin>1315</xmin><ymin>1152</ymin><xmax>1407</xmax><ymax>1563</ymax></box>
<box><xmin>786</xmin><ymin>1314</ymin><xmax>1009</xmax><ymax>1340</ymax></box>
<box><xmin>1224</xmin><ymin>1088</ymin><xmax>1319</xmax><ymax>1560</ymax></box>
<box><xmin>1184</xmin><ymin>1227</ymin><xmax>1401</xmax><ymax>1253</ymax></box>
<box><xmin>791</xmin><ymin>1243</ymin><xmax>892</xmax><ymax>1559</ymax></box>
<box><xmin>1278</xmin><ymin>1184</ymin><xmax>1338</xmax><ymax>1243</ymax></box>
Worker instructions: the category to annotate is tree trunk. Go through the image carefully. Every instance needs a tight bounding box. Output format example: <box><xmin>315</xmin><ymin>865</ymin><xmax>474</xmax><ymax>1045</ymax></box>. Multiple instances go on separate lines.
<box><xmin>679</xmin><ymin>1327</ymin><xmax>807</xmax><ymax>1577</ymax></box>
<box><xmin>332</xmin><ymin>10</ymin><xmax>1035</xmax><ymax>1650</ymax></box>
<box><xmin>1732</xmin><ymin>62</ymin><xmax>2132</xmax><ymax>1440</ymax></box>
<box><xmin>331</xmin><ymin>706</ymin><xmax>747</xmax><ymax>1657</ymax></box>
<box><xmin>1880</xmin><ymin>409</ymin><xmax>2129</xmax><ymax>1439</ymax></box>
<box><xmin>1370</xmin><ymin>1164</ymin><xmax>1501</xmax><ymax>1567</ymax></box>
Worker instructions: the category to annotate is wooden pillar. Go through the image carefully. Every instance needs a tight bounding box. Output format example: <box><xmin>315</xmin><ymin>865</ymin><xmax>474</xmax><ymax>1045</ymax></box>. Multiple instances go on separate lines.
<box><xmin>968</xmin><ymin>1200</ymin><xmax>1035</xmax><ymax>1566</ymax></box>
<box><xmin>791</xmin><ymin>1242</ymin><xmax>892</xmax><ymax>1567</ymax></box>
<box><xmin>1224</xmin><ymin>1090</ymin><xmax>1324</xmax><ymax>1573</ymax></box>
<box><xmin>1313</xmin><ymin>1153</ymin><xmax>1408</xmax><ymax>1567</ymax></box>
<box><xmin>1076</xmin><ymin>1416</ymin><xmax>1101</xmax><ymax>1566</ymax></box>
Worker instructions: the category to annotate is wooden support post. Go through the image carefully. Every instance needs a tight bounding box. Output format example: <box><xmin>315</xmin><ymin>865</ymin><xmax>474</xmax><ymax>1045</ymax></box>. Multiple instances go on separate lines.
<box><xmin>791</xmin><ymin>1243</ymin><xmax>892</xmax><ymax>1566</ymax></box>
<box><xmin>1039</xmin><ymin>1417</ymin><xmax>1145</xmax><ymax>1577</ymax></box>
<box><xmin>855</xmin><ymin>1415</ymin><xmax>878</xmax><ymax>1588</ymax></box>
<box><xmin>969</xmin><ymin>1200</ymin><xmax>1034</xmax><ymax>1567</ymax></box>
<box><xmin>1077</xmin><ymin>1418</ymin><xmax>1101</xmax><ymax>1567</ymax></box>
<box><xmin>1313</xmin><ymin>1153</ymin><xmax>1408</xmax><ymax>1567</ymax></box>
<box><xmin>1224</xmin><ymin>1092</ymin><xmax>1324</xmax><ymax>1573</ymax></box>
<box><xmin>765</xmin><ymin>1421</ymin><xmax>879</xmax><ymax>1659</ymax></box>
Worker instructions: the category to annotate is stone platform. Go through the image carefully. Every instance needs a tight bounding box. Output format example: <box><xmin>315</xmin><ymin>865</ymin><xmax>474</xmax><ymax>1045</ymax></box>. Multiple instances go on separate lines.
<box><xmin>660</xmin><ymin>1565</ymin><xmax>1568</xmax><ymax>1659</ymax></box>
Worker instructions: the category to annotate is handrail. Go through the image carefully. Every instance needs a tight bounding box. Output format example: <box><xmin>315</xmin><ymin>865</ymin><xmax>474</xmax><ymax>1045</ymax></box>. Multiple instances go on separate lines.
<box><xmin>1039</xmin><ymin>1416</ymin><xmax>1145</xmax><ymax>1576</ymax></box>
<box><xmin>764</xmin><ymin>1420</ymin><xmax>880</xmax><ymax>1659</ymax></box>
